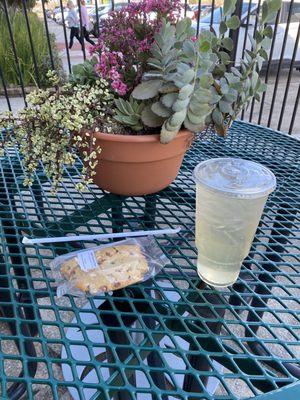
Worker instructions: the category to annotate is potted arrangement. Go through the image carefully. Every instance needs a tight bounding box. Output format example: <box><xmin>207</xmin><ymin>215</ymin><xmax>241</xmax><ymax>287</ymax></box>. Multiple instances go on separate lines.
<box><xmin>0</xmin><ymin>0</ymin><xmax>281</xmax><ymax>196</ymax></box>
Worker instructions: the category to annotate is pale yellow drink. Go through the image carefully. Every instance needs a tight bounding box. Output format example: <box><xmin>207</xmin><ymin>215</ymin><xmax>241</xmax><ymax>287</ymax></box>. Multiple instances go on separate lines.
<box><xmin>193</xmin><ymin>158</ymin><xmax>276</xmax><ymax>287</ymax></box>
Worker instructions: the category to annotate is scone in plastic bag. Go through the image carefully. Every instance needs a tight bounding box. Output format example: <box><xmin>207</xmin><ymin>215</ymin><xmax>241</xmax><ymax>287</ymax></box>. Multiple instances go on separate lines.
<box><xmin>50</xmin><ymin>237</ymin><xmax>168</xmax><ymax>297</ymax></box>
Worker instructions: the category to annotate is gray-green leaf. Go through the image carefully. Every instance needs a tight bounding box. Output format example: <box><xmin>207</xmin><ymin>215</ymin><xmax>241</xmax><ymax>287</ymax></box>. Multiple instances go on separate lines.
<box><xmin>199</xmin><ymin>40</ymin><xmax>211</xmax><ymax>53</ymax></box>
<box><xmin>169</xmin><ymin>110</ymin><xmax>186</xmax><ymax>127</ymax></box>
<box><xmin>115</xmin><ymin>98</ymin><xmax>129</xmax><ymax>115</ymax></box>
<box><xmin>262</xmin><ymin>1</ymin><xmax>269</xmax><ymax>23</ymax></box>
<box><xmin>187</xmin><ymin>109</ymin><xmax>205</xmax><ymax>125</ymax></box>
<box><xmin>178</xmin><ymin>84</ymin><xmax>194</xmax><ymax>100</ymax></box>
<box><xmin>263</xmin><ymin>25</ymin><xmax>273</xmax><ymax>38</ymax></box>
<box><xmin>222</xmin><ymin>37</ymin><xmax>234</xmax><ymax>51</ymax></box>
<box><xmin>212</xmin><ymin>108</ymin><xmax>224</xmax><ymax>126</ymax></box>
<box><xmin>251</xmin><ymin>71</ymin><xmax>259</xmax><ymax>89</ymax></box>
<box><xmin>188</xmin><ymin>103</ymin><xmax>212</xmax><ymax>120</ymax></box>
<box><xmin>176</xmin><ymin>18</ymin><xmax>192</xmax><ymax>38</ymax></box>
<box><xmin>172</xmin><ymin>98</ymin><xmax>190</xmax><ymax>112</ymax></box>
<box><xmin>268</xmin><ymin>0</ymin><xmax>282</xmax><ymax>13</ymax></box>
<box><xmin>193</xmin><ymin>87</ymin><xmax>212</xmax><ymax>103</ymax></box>
<box><xmin>223</xmin><ymin>0</ymin><xmax>237</xmax><ymax>16</ymax></box>
<box><xmin>219</xmin><ymin>100</ymin><xmax>233</xmax><ymax>114</ymax></box>
<box><xmin>226</xmin><ymin>15</ymin><xmax>240</xmax><ymax>30</ymax></box>
<box><xmin>151</xmin><ymin>102</ymin><xmax>171</xmax><ymax>118</ymax></box>
<box><xmin>224</xmin><ymin>89</ymin><xmax>238</xmax><ymax>102</ymax></box>
<box><xmin>183</xmin><ymin>40</ymin><xmax>196</xmax><ymax>58</ymax></box>
<box><xmin>184</xmin><ymin>117</ymin><xmax>205</xmax><ymax>133</ymax></box>
<box><xmin>219</xmin><ymin>51</ymin><xmax>231</xmax><ymax>64</ymax></box>
<box><xmin>261</xmin><ymin>37</ymin><xmax>272</xmax><ymax>50</ymax></box>
<box><xmin>160</xmin><ymin>121</ymin><xmax>179</xmax><ymax>144</ymax></box>
<box><xmin>159</xmin><ymin>83</ymin><xmax>178</xmax><ymax>94</ymax></box>
<box><xmin>141</xmin><ymin>105</ymin><xmax>165</xmax><ymax>127</ymax></box>
<box><xmin>132</xmin><ymin>80</ymin><xmax>163</xmax><ymax>100</ymax></box>
<box><xmin>254</xmin><ymin>31</ymin><xmax>263</xmax><ymax>43</ymax></box>
<box><xmin>259</xmin><ymin>48</ymin><xmax>269</xmax><ymax>61</ymax></box>
<box><xmin>181</xmin><ymin>69</ymin><xmax>195</xmax><ymax>84</ymax></box>
<box><xmin>161</xmin><ymin>93</ymin><xmax>178</xmax><ymax>108</ymax></box>
<box><xmin>220</xmin><ymin>21</ymin><xmax>228</xmax><ymax>35</ymax></box>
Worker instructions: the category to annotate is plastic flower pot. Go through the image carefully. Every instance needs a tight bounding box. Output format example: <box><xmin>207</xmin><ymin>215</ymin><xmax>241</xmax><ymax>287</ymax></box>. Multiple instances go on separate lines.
<box><xmin>90</xmin><ymin>129</ymin><xmax>194</xmax><ymax>196</ymax></box>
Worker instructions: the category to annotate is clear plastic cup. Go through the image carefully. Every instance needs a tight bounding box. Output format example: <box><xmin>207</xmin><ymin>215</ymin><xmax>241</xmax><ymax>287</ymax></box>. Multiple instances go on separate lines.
<box><xmin>193</xmin><ymin>158</ymin><xmax>276</xmax><ymax>287</ymax></box>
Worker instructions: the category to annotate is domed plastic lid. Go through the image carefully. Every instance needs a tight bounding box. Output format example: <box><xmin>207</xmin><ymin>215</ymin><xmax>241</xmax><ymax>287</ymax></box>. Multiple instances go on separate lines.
<box><xmin>193</xmin><ymin>158</ymin><xmax>276</xmax><ymax>199</ymax></box>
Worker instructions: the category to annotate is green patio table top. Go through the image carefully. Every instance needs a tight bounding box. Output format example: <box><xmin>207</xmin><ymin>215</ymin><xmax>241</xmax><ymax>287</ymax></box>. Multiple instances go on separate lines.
<box><xmin>0</xmin><ymin>120</ymin><xmax>299</xmax><ymax>400</ymax></box>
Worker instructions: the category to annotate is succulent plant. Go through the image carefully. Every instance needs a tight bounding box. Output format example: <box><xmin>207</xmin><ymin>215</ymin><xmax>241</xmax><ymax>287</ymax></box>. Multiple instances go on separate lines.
<box><xmin>114</xmin><ymin>97</ymin><xmax>144</xmax><ymax>132</ymax></box>
<box><xmin>69</xmin><ymin>57</ymin><xmax>99</xmax><ymax>86</ymax></box>
<box><xmin>130</xmin><ymin>20</ymin><xmax>215</xmax><ymax>143</ymax></box>
<box><xmin>114</xmin><ymin>0</ymin><xmax>282</xmax><ymax>143</ymax></box>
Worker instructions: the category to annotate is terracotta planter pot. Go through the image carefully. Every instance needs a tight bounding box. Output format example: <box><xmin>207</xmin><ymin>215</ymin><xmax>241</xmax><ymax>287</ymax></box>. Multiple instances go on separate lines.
<box><xmin>91</xmin><ymin>129</ymin><xmax>194</xmax><ymax>196</ymax></box>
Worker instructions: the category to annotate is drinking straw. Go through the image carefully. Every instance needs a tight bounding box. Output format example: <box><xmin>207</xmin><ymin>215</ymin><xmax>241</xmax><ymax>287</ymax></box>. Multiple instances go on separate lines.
<box><xmin>22</xmin><ymin>227</ymin><xmax>181</xmax><ymax>245</ymax></box>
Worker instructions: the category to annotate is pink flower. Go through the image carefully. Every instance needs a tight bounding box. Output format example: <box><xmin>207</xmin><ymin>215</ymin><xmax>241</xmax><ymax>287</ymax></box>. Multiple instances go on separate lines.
<box><xmin>111</xmin><ymin>80</ymin><xmax>128</xmax><ymax>96</ymax></box>
<box><xmin>109</xmin><ymin>67</ymin><xmax>121</xmax><ymax>81</ymax></box>
<box><xmin>191</xmin><ymin>36</ymin><xmax>198</xmax><ymax>43</ymax></box>
<box><xmin>88</xmin><ymin>45</ymin><xmax>97</xmax><ymax>55</ymax></box>
<box><xmin>117</xmin><ymin>82</ymin><xmax>128</xmax><ymax>96</ymax></box>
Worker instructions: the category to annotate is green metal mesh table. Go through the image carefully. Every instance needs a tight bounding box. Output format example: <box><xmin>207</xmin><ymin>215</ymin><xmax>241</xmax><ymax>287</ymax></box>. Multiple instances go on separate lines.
<box><xmin>0</xmin><ymin>121</ymin><xmax>299</xmax><ymax>400</ymax></box>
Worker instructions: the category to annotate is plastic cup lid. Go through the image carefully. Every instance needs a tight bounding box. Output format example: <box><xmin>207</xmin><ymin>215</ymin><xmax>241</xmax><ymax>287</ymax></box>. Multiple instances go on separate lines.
<box><xmin>193</xmin><ymin>158</ymin><xmax>277</xmax><ymax>199</ymax></box>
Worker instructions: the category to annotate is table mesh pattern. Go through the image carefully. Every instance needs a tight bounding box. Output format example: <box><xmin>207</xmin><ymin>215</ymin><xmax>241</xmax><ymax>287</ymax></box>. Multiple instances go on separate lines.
<box><xmin>0</xmin><ymin>121</ymin><xmax>299</xmax><ymax>400</ymax></box>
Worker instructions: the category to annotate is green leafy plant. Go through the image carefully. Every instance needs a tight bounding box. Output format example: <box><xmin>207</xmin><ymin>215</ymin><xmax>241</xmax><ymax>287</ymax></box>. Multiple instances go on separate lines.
<box><xmin>4</xmin><ymin>0</ymin><xmax>36</xmax><ymax>8</ymax></box>
<box><xmin>69</xmin><ymin>57</ymin><xmax>99</xmax><ymax>86</ymax></box>
<box><xmin>115</xmin><ymin>0</ymin><xmax>282</xmax><ymax>142</ymax></box>
<box><xmin>0</xmin><ymin>9</ymin><xmax>64</xmax><ymax>88</ymax></box>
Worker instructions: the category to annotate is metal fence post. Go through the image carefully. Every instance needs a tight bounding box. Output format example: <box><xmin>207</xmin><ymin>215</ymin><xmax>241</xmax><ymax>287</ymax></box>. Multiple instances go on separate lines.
<box><xmin>229</xmin><ymin>0</ymin><xmax>243</xmax><ymax>65</ymax></box>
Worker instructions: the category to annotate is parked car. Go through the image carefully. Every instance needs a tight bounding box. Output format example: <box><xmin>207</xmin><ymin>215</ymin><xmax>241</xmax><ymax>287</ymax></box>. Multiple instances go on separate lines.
<box><xmin>192</xmin><ymin>0</ymin><xmax>300</xmax><ymax>69</ymax></box>
<box><xmin>192</xmin><ymin>1</ymin><xmax>258</xmax><ymax>33</ymax></box>
<box><xmin>88</xmin><ymin>3</ymin><xmax>112</xmax><ymax>32</ymax></box>
<box><xmin>55</xmin><ymin>9</ymin><xmax>66</xmax><ymax>25</ymax></box>
<box><xmin>49</xmin><ymin>7</ymin><xmax>66</xmax><ymax>21</ymax></box>
<box><xmin>88</xmin><ymin>3</ymin><xmax>108</xmax><ymax>22</ymax></box>
<box><xmin>271</xmin><ymin>0</ymin><xmax>300</xmax><ymax>69</ymax></box>
<box><xmin>235</xmin><ymin>0</ymin><xmax>300</xmax><ymax>69</ymax></box>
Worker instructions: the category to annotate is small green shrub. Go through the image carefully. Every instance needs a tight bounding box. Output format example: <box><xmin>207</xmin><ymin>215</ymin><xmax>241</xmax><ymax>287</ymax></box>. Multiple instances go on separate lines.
<box><xmin>5</xmin><ymin>0</ymin><xmax>36</xmax><ymax>8</ymax></box>
<box><xmin>0</xmin><ymin>10</ymin><xmax>64</xmax><ymax>88</ymax></box>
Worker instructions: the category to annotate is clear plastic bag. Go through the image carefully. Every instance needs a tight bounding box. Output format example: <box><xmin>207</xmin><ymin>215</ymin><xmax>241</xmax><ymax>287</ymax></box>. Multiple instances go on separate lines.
<box><xmin>50</xmin><ymin>237</ymin><xmax>168</xmax><ymax>297</ymax></box>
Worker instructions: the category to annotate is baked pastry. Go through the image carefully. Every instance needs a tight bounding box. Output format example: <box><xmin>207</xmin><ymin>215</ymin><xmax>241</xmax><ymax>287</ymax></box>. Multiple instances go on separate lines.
<box><xmin>60</xmin><ymin>244</ymin><xmax>149</xmax><ymax>294</ymax></box>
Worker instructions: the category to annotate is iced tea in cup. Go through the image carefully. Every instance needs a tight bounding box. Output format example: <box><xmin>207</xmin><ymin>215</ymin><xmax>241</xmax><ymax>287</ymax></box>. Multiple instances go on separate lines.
<box><xmin>193</xmin><ymin>158</ymin><xmax>276</xmax><ymax>287</ymax></box>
